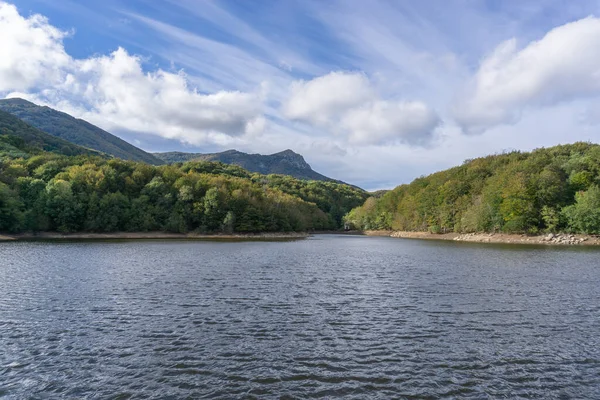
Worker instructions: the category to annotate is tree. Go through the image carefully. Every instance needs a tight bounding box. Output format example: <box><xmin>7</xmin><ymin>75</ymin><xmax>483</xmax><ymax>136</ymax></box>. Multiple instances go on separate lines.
<box><xmin>541</xmin><ymin>206</ymin><xmax>561</xmax><ymax>233</ymax></box>
<box><xmin>96</xmin><ymin>192</ymin><xmax>130</xmax><ymax>232</ymax></box>
<box><xmin>0</xmin><ymin>182</ymin><xmax>23</xmax><ymax>231</ymax></box>
<box><xmin>16</xmin><ymin>177</ymin><xmax>47</xmax><ymax>231</ymax></box>
<box><xmin>45</xmin><ymin>179</ymin><xmax>79</xmax><ymax>232</ymax></box>
<box><xmin>203</xmin><ymin>187</ymin><xmax>224</xmax><ymax>231</ymax></box>
<box><xmin>562</xmin><ymin>185</ymin><xmax>600</xmax><ymax>234</ymax></box>
<box><xmin>222</xmin><ymin>211</ymin><xmax>235</xmax><ymax>233</ymax></box>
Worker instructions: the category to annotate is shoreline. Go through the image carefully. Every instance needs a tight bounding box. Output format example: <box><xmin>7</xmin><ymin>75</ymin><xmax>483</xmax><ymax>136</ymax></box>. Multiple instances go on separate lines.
<box><xmin>362</xmin><ymin>230</ymin><xmax>600</xmax><ymax>246</ymax></box>
<box><xmin>3</xmin><ymin>230</ymin><xmax>598</xmax><ymax>246</ymax></box>
<box><xmin>0</xmin><ymin>231</ymin><xmax>309</xmax><ymax>242</ymax></box>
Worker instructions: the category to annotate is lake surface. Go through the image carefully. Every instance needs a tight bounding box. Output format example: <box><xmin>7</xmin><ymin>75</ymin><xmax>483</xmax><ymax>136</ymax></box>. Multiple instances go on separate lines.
<box><xmin>1</xmin><ymin>235</ymin><xmax>599</xmax><ymax>399</ymax></box>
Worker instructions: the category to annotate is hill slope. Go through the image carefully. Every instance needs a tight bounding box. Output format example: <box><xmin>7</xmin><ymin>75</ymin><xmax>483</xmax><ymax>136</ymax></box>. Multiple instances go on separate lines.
<box><xmin>0</xmin><ymin>146</ymin><xmax>367</xmax><ymax>233</ymax></box>
<box><xmin>0</xmin><ymin>98</ymin><xmax>163</xmax><ymax>165</ymax></box>
<box><xmin>154</xmin><ymin>149</ymin><xmax>335</xmax><ymax>182</ymax></box>
<box><xmin>345</xmin><ymin>142</ymin><xmax>600</xmax><ymax>235</ymax></box>
<box><xmin>0</xmin><ymin>109</ymin><xmax>100</xmax><ymax>157</ymax></box>
<box><xmin>176</xmin><ymin>160</ymin><xmax>369</xmax><ymax>226</ymax></box>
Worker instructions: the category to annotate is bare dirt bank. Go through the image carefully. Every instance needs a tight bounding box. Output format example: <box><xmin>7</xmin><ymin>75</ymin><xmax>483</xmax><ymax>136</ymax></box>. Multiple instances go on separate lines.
<box><xmin>0</xmin><ymin>231</ymin><xmax>309</xmax><ymax>242</ymax></box>
<box><xmin>363</xmin><ymin>230</ymin><xmax>600</xmax><ymax>246</ymax></box>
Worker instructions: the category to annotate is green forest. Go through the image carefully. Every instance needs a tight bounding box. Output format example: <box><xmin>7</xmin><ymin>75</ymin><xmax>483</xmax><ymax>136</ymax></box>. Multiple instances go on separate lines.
<box><xmin>344</xmin><ymin>142</ymin><xmax>600</xmax><ymax>235</ymax></box>
<box><xmin>0</xmin><ymin>154</ymin><xmax>367</xmax><ymax>233</ymax></box>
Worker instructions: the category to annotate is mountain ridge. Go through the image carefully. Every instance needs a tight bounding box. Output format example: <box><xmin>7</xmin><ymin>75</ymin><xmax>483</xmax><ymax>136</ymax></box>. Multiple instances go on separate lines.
<box><xmin>0</xmin><ymin>109</ymin><xmax>101</xmax><ymax>157</ymax></box>
<box><xmin>0</xmin><ymin>98</ymin><xmax>353</xmax><ymax>185</ymax></box>
<box><xmin>0</xmin><ymin>98</ymin><xmax>163</xmax><ymax>165</ymax></box>
<box><xmin>154</xmin><ymin>149</ymin><xmax>339</xmax><ymax>183</ymax></box>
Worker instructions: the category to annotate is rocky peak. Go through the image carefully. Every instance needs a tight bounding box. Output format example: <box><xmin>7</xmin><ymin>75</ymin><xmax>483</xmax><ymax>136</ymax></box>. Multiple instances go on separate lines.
<box><xmin>0</xmin><ymin>98</ymin><xmax>36</xmax><ymax>108</ymax></box>
<box><xmin>273</xmin><ymin>149</ymin><xmax>311</xmax><ymax>170</ymax></box>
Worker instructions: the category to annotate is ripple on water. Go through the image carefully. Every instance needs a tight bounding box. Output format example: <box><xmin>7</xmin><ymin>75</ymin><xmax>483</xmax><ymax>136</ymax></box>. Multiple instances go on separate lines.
<box><xmin>0</xmin><ymin>236</ymin><xmax>599</xmax><ymax>398</ymax></box>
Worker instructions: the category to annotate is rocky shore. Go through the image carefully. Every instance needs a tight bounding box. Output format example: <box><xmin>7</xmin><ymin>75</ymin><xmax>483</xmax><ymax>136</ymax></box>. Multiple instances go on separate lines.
<box><xmin>363</xmin><ymin>230</ymin><xmax>600</xmax><ymax>246</ymax></box>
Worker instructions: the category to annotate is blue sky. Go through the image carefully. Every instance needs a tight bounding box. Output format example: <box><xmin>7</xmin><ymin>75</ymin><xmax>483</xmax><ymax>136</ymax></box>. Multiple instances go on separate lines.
<box><xmin>2</xmin><ymin>0</ymin><xmax>600</xmax><ymax>189</ymax></box>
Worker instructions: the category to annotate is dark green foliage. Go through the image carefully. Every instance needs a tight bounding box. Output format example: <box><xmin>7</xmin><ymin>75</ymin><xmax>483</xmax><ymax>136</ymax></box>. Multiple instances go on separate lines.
<box><xmin>44</xmin><ymin>179</ymin><xmax>80</xmax><ymax>233</ymax></box>
<box><xmin>0</xmin><ymin>98</ymin><xmax>163</xmax><ymax>165</ymax></box>
<box><xmin>155</xmin><ymin>149</ymin><xmax>339</xmax><ymax>182</ymax></box>
<box><xmin>0</xmin><ymin>182</ymin><xmax>23</xmax><ymax>232</ymax></box>
<box><xmin>345</xmin><ymin>142</ymin><xmax>600</xmax><ymax>235</ymax></box>
<box><xmin>0</xmin><ymin>152</ymin><xmax>365</xmax><ymax>234</ymax></box>
<box><xmin>562</xmin><ymin>185</ymin><xmax>600</xmax><ymax>234</ymax></box>
<box><xmin>256</xmin><ymin>175</ymin><xmax>368</xmax><ymax>227</ymax></box>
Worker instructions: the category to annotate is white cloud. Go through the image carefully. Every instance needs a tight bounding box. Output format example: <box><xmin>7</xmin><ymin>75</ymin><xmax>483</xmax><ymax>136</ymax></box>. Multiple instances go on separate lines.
<box><xmin>0</xmin><ymin>2</ymin><xmax>264</xmax><ymax>145</ymax></box>
<box><xmin>282</xmin><ymin>71</ymin><xmax>440</xmax><ymax>146</ymax></box>
<box><xmin>454</xmin><ymin>16</ymin><xmax>600</xmax><ymax>134</ymax></box>
<box><xmin>0</xmin><ymin>3</ymin><xmax>70</xmax><ymax>91</ymax></box>
<box><xmin>283</xmin><ymin>72</ymin><xmax>375</xmax><ymax>125</ymax></box>
<box><xmin>341</xmin><ymin>100</ymin><xmax>440</xmax><ymax>146</ymax></box>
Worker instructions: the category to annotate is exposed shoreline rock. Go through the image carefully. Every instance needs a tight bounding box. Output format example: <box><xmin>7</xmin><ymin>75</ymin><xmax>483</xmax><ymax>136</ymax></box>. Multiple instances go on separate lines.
<box><xmin>363</xmin><ymin>230</ymin><xmax>600</xmax><ymax>246</ymax></box>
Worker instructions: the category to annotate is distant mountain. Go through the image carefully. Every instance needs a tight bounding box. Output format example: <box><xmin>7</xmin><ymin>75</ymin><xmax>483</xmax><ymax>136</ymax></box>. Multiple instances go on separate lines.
<box><xmin>0</xmin><ymin>98</ymin><xmax>163</xmax><ymax>165</ymax></box>
<box><xmin>155</xmin><ymin>149</ymin><xmax>337</xmax><ymax>182</ymax></box>
<box><xmin>0</xmin><ymin>109</ymin><xmax>100</xmax><ymax>157</ymax></box>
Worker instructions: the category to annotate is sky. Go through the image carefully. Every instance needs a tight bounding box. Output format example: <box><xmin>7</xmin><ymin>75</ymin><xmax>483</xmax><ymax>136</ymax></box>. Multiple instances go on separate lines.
<box><xmin>2</xmin><ymin>0</ymin><xmax>600</xmax><ymax>190</ymax></box>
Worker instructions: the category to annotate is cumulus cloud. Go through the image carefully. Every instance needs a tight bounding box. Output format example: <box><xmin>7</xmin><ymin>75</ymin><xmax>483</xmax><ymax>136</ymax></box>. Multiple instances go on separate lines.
<box><xmin>454</xmin><ymin>17</ymin><xmax>600</xmax><ymax>134</ymax></box>
<box><xmin>283</xmin><ymin>72</ymin><xmax>375</xmax><ymax>125</ymax></box>
<box><xmin>0</xmin><ymin>2</ymin><xmax>264</xmax><ymax>145</ymax></box>
<box><xmin>341</xmin><ymin>101</ymin><xmax>440</xmax><ymax>146</ymax></box>
<box><xmin>283</xmin><ymin>71</ymin><xmax>440</xmax><ymax>146</ymax></box>
<box><xmin>0</xmin><ymin>3</ymin><xmax>70</xmax><ymax>90</ymax></box>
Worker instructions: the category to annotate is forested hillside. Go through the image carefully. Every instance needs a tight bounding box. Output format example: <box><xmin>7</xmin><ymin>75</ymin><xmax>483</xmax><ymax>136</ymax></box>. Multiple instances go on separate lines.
<box><xmin>345</xmin><ymin>142</ymin><xmax>600</xmax><ymax>234</ymax></box>
<box><xmin>0</xmin><ymin>98</ymin><xmax>163</xmax><ymax>165</ymax></box>
<box><xmin>0</xmin><ymin>110</ymin><xmax>100</xmax><ymax>158</ymax></box>
<box><xmin>0</xmin><ymin>152</ymin><xmax>367</xmax><ymax>234</ymax></box>
<box><xmin>170</xmin><ymin>161</ymin><xmax>367</xmax><ymax>227</ymax></box>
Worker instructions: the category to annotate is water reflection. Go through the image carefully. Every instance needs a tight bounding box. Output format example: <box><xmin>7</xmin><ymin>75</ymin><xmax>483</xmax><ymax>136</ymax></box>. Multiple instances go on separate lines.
<box><xmin>1</xmin><ymin>235</ymin><xmax>599</xmax><ymax>398</ymax></box>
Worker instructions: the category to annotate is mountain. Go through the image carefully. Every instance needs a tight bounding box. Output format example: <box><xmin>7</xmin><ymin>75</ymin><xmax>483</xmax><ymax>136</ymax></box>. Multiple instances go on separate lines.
<box><xmin>345</xmin><ymin>142</ymin><xmax>600</xmax><ymax>235</ymax></box>
<box><xmin>0</xmin><ymin>109</ymin><xmax>100</xmax><ymax>157</ymax></box>
<box><xmin>0</xmin><ymin>98</ymin><xmax>163</xmax><ymax>165</ymax></box>
<box><xmin>154</xmin><ymin>149</ymin><xmax>336</xmax><ymax>182</ymax></box>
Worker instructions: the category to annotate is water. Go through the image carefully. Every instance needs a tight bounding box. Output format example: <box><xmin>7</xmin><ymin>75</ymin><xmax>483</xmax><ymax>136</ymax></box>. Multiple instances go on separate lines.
<box><xmin>1</xmin><ymin>235</ymin><xmax>599</xmax><ymax>399</ymax></box>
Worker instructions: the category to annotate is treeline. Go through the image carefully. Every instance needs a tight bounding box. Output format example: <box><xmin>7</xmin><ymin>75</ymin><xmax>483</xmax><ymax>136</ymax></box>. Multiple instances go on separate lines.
<box><xmin>345</xmin><ymin>142</ymin><xmax>600</xmax><ymax>235</ymax></box>
<box><xmin>0</xmin><ymin>153</ymin><xmax>367</xmax><ymax>233</ymax></box>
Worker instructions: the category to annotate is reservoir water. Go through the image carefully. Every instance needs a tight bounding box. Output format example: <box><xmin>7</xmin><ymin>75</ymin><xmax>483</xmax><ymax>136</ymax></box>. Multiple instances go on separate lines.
<box><xmin>1</xmin><ymin>235</ymin><xmax>599</xmax><ymax>398</ymax></box>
